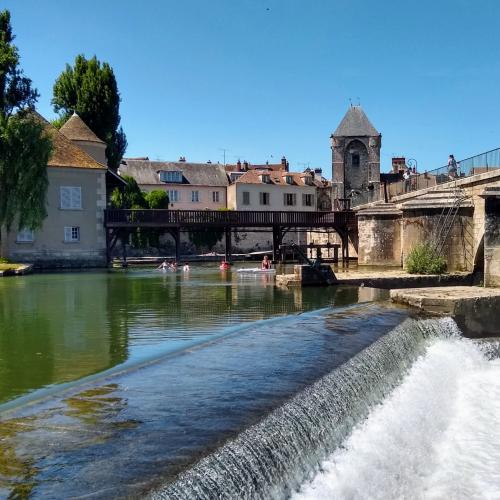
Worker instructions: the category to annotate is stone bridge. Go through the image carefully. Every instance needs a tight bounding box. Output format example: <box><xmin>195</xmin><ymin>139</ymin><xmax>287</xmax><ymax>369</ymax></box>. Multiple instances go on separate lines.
<box><xmin>355</xmin><ymin>169</ymin><xmax>500</xmax><ymax>285</ymax></box>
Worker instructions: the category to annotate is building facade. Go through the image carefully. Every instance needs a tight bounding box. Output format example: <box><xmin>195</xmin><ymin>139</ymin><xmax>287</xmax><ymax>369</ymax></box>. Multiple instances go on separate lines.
<box><xmin>118</xmin><ymin>159</ymin><xmax>229</xmax><ymax>210</ymax></box>
<box><xmin>1</xmin><ymin>114</ymin><xmax>108</xmax><ymax>267</ymax></box>
<box><xmin>331</xmin><ymin>106</ymin><xmax>381</xmax><ymax>202</ymax></box>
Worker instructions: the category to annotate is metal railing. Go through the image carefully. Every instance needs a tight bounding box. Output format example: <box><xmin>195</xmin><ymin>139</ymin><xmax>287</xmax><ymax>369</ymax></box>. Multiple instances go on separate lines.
<box><xmin>104</xmin><ymin>209</ymin><xmax>356</xmax><ymax>229</ymax></box>
<box><xmin>350</xmin><ymin>147</ymin><xmax>500</xmax><ymax>207</ymax></box>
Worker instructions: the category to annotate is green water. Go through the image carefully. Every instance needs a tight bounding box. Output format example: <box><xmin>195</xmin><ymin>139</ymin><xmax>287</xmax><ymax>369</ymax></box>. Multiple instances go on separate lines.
<box><xmin>0</xmin><ymin>266</ymin><xmax>374</xmax><ymax>406</ymax></box>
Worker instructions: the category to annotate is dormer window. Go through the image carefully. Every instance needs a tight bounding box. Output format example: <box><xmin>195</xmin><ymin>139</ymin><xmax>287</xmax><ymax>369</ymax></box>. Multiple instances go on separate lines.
<box><xmin>285</xmin><ymin>175</ymin><xmax>294</xmax><ymax>185</ymax></box>
<box><xmin>304</xmin><ymin>175</ymin><xmax>313</xmax><ymax>186</ymax></box>
<box><xmin>159</xmin><ymin>170</ymin><xmax>183</xmax><ymax>183</ymax></box>
<box><xmin>261</xmin><ymin>174</ymin><xmax>271</xmax><ymax>184</ymax></box>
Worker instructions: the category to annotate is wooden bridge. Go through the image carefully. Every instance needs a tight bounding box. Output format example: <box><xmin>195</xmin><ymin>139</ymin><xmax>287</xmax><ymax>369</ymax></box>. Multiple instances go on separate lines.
<box><xmin>104</xmin><ymin>207</ymin><xmax>356</xmax><ymax>263</ymax></box>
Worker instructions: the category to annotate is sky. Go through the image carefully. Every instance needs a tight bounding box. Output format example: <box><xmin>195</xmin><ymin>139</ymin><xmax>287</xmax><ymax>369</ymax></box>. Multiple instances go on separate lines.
<box><xmin>3</xmin><ymin>0</ymin><xmax>500</xmax><ymax>176</ymax></box>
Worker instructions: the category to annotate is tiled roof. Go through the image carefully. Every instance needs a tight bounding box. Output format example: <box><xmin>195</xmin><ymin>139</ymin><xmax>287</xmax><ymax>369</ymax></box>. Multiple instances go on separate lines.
<box><xmin>32</xmin><ymin>112</ymin><xmax>106</xmax><ymax>170</ymax></box>
<box><xmin>235</xmin><ymin>170</ymin><xmax>325</xmax><ymax>187</ymax></box>
<box><xmin>333</xmin><ymin>106</ymin><xmax>379</xmax><ymax>137</ymax></box>
<box><xmin>225</xmin><ymin>163</ymin><xmax>285</xmax><ymax>172</ymax></box>
<box><xmin>59</xmin><ymin>112</ymin><xmax>106</xmax><ymax>144</ymax></box>
<box><xmin>119</xmin><ymin>159</ymin><xmax>229</xmax><ymax>186</ymax></box>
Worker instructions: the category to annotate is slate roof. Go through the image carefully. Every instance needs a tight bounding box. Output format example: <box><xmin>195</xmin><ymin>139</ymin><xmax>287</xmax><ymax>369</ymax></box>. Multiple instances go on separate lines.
<box><xmin>235</xmin><ymin>169</ymin><xmax>327</xmax><ymax>187</ymax></box>
<box><xmin>225</xmin><ymin>163</ymin><xmax>285</xmax><ymax>172</ymax></box>
<box><xmin>32</xmin><ymin>112</ymin><xmax>106</xmax><ymax>170</ymax></box>
<box><xmin>59</xmin><ymin>112</ymin><xmax>106</xmax><ymax>144</ymax></box>
<box><xmin>332</xmin><ymin>106</ymin><xmax>379</xmax><ymax>137</ymax></box>
<box><xmin>119</xmin><ymin>159</ymin><xmax>229</xmax><ymax>186</ymax></box>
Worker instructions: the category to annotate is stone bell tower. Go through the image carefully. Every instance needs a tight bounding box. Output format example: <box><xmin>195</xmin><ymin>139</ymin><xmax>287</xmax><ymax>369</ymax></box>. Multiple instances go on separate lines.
<box><xmin>331</xmin><ymin>106</ymin><xmax>381</xmax><ymax>201</ymax></box>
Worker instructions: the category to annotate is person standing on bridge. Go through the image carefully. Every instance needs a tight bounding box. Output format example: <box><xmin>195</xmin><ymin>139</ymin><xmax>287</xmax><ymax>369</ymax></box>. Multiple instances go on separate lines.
<box><xmin>448</xmin><ymin>154</ymin><xmax>458</xmax><ymax>180</ymax></box>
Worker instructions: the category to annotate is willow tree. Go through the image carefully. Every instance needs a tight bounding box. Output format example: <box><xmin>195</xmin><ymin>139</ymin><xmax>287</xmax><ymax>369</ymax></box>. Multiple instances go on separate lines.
<box><xmin>0</xmin><ymin>10</ymin><xmax>52</xmax><ymax>248</ymax></box>
<box><xmin>52</xmin><ymin>55</ymin><xmax>127</xmax><ymax>170</ymax></box>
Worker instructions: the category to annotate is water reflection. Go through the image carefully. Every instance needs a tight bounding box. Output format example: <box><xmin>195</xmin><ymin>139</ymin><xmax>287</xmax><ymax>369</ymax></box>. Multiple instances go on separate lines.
<box><xmin>0</xmin><ymin>267</ymin><xmax>366</xmax><ymax>405</ymax></box>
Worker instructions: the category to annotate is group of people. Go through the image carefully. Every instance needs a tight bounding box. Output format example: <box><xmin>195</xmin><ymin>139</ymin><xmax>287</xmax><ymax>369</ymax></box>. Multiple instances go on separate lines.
<box><xmin>403</xmin><ymin>154</ymin><xmax>459</xmax><ymax>193</ymax></box>
<box><xmin>157</xmin><ymin>261</ymin><xmax>190</xmax><ymax>272</ymax></box>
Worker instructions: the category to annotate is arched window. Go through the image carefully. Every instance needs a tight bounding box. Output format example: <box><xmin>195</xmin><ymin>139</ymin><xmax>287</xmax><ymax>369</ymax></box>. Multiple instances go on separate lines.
<box><xmin>352</xmin><ymin>153</ymin><xmax>360</xmax><ymax>167</ymax></box>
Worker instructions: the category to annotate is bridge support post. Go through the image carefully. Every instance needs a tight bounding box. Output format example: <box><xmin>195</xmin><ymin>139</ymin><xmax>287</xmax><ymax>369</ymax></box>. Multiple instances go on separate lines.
<box><xmin>225</xmin><ymin>228</ymin><xmax>232</xmax><ymax>263</ymax></box>
<box><xmin>272</xmin><ymin>226</ymin><xmax>283</xmax><ymax>263</ymax></box>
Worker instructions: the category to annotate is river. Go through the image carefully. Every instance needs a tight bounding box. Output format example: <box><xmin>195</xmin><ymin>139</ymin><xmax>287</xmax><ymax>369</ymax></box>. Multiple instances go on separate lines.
<box><xmin>0</xmin><ymin>265</ymin><xmax>498</xmax><ymax>498</ymax></box>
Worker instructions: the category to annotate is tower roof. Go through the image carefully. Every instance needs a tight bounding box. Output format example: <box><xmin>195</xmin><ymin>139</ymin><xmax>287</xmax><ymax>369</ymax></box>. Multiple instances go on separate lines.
<box><xmin>332</xmin><ymin>106</ymin><xmax>379</xmax><ymax>137</ymax></box>
<box><xmin>59</xmin><ymin>112</ymin><xmax>106</xmax><ymax>144</ymax></box>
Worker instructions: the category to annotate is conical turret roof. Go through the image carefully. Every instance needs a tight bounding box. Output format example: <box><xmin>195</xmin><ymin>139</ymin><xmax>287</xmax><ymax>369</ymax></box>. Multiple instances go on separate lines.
<box><xmin>333</xmin><ymin>106</ymin><xmax>379</xmax><ymax>137</ymax></box>
<box><xmin>60</xmin><ymin>112</ymin><xmax>105</xmax><ymax>144</ymax></box>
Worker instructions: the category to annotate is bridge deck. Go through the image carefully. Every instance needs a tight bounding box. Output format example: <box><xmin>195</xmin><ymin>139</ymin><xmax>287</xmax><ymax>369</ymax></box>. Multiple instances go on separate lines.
<box><xmin>104</xmin><ymin>209</ymin><xmax>356</xmax><ymax>230</ymax></box>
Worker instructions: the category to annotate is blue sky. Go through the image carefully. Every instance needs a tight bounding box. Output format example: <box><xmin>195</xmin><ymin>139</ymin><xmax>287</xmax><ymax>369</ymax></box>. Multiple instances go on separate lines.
<box><xmin>3</xmin><ymin>0</ymin><xmax>500</xmax><ymax>175</ymax></box>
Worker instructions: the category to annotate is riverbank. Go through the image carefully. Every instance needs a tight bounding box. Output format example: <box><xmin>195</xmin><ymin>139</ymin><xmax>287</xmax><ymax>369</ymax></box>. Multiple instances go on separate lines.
<box><xmin>0</xmin><ymin>263</ymin><xmax>33</xmax><ymax>277</ymax></box>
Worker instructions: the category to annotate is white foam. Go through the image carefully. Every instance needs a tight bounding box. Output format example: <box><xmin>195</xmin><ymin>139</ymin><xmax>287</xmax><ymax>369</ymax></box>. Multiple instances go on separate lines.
<box><xmin>293</xmin><ymin>337</ymin><xmax>500</xmax><ymax>500</ymax></box>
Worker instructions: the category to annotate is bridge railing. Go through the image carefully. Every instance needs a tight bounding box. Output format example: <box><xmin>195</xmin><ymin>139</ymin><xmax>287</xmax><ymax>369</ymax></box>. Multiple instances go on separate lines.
<box><xmin>104</xmin><ymin>209</ymin><xmax>355</xmax><ymax>228</ymax></box>
<box><xmin>350</xmin><ymin>146</ymin><xmax>500</xmax><ymax>207</ymax></box>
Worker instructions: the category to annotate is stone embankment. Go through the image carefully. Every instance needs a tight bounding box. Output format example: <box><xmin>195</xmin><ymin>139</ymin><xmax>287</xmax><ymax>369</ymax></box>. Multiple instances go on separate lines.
<box><xmin>391</xmin><ymin>286</ymin><xmax>500</xmax><ymax>337</ymax></box>
<box><xmin>0</xmin><ymin>263</ymin><xmax>33</xmax><ymax>277</ymax></box>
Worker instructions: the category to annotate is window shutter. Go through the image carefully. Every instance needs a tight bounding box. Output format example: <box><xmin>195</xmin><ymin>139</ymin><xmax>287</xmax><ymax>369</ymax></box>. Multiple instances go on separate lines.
<box><xmin>259</xmin><ymin>192</ymin><xmax>263</xmax><ymax>205</ymax></box>
<box><xmin>302</xmin><ymin>194</ymin><xmax>306</xmax><ymax>206</ymax></box>
<box><xmin>64</xmin><ymin>227</ymin><xmax>72</xmax><ymax>241</ymax></box>
<box><xmin>292</xmin><ymin>194</ymin><xmax>296</xmax><ymax>206</ymax></box>
<box><xmin>311</xmin><ymin>195</ymin><xmax>315</xmax><ymax>207</ymax></box>
<box><xmin>283</xmin><ymin>193</ymin><xmax>287</xmax><ymax>205</ymax></box>
<box><xmin>72</xmin><ymin>187</ymin><xmax>81</xmax><ymax>208</ymax></box>
<box><xmin>61</xmin><ymin>187</ymin><xmax>71</xmax><ymax>208</ymax></box>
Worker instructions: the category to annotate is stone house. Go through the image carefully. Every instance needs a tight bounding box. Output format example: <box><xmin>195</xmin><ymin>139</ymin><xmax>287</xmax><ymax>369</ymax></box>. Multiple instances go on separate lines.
<box><xmin>118</xmin><ymin>158</ymin><xmax>229</xmax><ymax>210</ymax></box>
<box><xmin>1</xmin><ymin>113</ymin><xmax>111</xmax><ymax>267</ymax></box>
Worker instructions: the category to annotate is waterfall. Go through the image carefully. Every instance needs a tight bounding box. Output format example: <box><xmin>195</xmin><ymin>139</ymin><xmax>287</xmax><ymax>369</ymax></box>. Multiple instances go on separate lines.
<box><xmin>150</xmin><ymin>317</ymin><xmax>461</xmax><ymax>500</ymax></box>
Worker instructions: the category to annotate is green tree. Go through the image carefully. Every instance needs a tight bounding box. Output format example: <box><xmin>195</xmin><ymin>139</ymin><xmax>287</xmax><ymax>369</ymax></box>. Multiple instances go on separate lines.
<box><xmin>0</xmin><ymin>10</ymin><xmax>52</xmax><ymax>245</ymax></box>
<box><xmin>144</xmin><ymin>190</ymin><xmax>169</xmax><ymax>209</ymax></box>
<box><xmin>52</xmin><ymin>54</ymin><xmax>127</xmax><ymax>169</ymax></box>
<box><xmin>109</xmin><ymin>175</ymin><xmax>146</xmax><ymax>209</ymax></box>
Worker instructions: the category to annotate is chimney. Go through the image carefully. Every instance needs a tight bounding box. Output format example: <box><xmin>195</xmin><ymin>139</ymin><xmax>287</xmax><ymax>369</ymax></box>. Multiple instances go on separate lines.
<box><xmin>281</xmin><ymin>156</ymin><xmax>289</xmax><ymax>171</ymax></box>
<box><xmin>236</xmin><ymin>160</ymin><xmax>242</xmax><ymax>171</ymax></box>
<box><xmin>179</xmin><ymin>156</ymin><xmax>186</xmax><ymax>162</ymax></box>
<box><xmin>243</xmin><ymin>160</ymin><xmax>249</xmax><ymax>171</ymax></box>
<box><xmin>207</xmin><ymin>160</ymin><xmax>212</xmax><ymax>164</ymax></box>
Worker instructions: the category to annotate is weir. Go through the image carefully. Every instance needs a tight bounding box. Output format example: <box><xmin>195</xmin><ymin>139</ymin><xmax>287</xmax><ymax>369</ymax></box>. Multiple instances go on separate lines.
<box><xmin>151</xmin><ymin>317</ymin><xmax>461</xmax><ymax>500</ymax></box>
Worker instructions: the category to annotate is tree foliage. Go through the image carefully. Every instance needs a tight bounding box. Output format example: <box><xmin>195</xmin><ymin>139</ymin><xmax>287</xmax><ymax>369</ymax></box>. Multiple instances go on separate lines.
<box><xmin>0</xmin><ymin>10</ymin><xmax>52</xmax><ymax>235</ymax></box>
<box><xmin>144</xmin><ymin>190</ymin><xmax>169</xmax><ymax>209</ymax></box>
<box><xmin>110</xmin><ymin>175</ymin><xmax>146</xmax><ymax>209</ymax></box>
<box><xmin>188</xmin><ymin>228</ymin><xmax>224</xmax><ymax>252</ymax></box>
<box><xmin>52</xmin><ymin>54</ymin><xmax>127</xmax><ymax>169</ymax></box>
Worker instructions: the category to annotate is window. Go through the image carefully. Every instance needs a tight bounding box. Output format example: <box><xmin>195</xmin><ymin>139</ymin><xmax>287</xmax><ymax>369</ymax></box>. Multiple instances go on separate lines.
<box><xmin>261</xmin><ymin>174</ymin><xmax>271</xmax><ymax>184</ymax></box>
<box><xmin>303</xmin><ymin>175</ymin><xmax>313</xmax><ymax>186</ymax></box>
<box><xmin>302</xmin><ymin>194</ymin><xmax>315</xmax><ymax>207</ymax></box>
<box><xmin>283</xmin><ymin>193</ymin><xmax>297</xmax><ymax>206</ymax></box>
<box><xmin>191</xmin><ymin>190</ymin><xmax>200</xmax><ymax>202</ymax></box>
<box><xmin>242</xmin><ymin>191</ymin><xmax>250</xmax><ymax>205</ymax></box>
<box><xmin>352</xmin><ymin>153</ymin><xmax>360</xmax><ymax>167</ymax></box>
<box><xmin>230</xmin><ymin>172</ymin><xmax>244</xmax><ymax>182</ymax></box>
<box><xmin>259</xmin><ymin>192</ymin><xmax>270</xmax><ymax>205</ymax></box>
<box><xmin>212</xmin><ymin>191</ymin><xmax>220</xmax><ymax>203</ymax></box>
<box><xmin>16</xmin><ymin>228</ymin><xmax>34</xmax><ymax>243</ymax></box>
<box><xmin>168</xmin><ymin>190</ymin><xmax>179</xmax><ymax>202</ymax></box>
<box><xmin>159</xmin><ymin>171</ymin><xmax>183</xmax><ymax>183</ymax></box>
<box><xmin>64</xmin><ymin>226</ymin><xmax>80</xmax><ymax>242</ymax></box>
<box><xmin>285</xmin><ymin>175</ymin><xmax>294</xmax><ymax>185</ymax></box>
<box><xmin>60</xmin><ymin>186</ymin><xmax>82</xmax><ymax>209</ymax></box>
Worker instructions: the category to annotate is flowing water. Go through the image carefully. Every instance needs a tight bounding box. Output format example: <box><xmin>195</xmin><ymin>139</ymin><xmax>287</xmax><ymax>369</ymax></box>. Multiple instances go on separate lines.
<box><xmin>0</xmin><ymin>267</ymin><xmax>498</xmax><ymax>498</ymax></box>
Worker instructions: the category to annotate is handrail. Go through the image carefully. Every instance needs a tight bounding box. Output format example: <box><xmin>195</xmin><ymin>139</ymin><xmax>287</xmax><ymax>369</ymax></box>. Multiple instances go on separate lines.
<box><xmin>104</xmin><ymin>209</ymin><xmax>356</xmax><ymax>228</ymax></box>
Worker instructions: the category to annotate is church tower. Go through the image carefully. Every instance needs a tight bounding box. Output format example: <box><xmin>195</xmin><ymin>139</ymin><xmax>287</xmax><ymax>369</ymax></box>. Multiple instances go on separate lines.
<box><xmin>331</xmin><ymin>106</ymin><xmax>381</xmax><ymax>201</ymax></box>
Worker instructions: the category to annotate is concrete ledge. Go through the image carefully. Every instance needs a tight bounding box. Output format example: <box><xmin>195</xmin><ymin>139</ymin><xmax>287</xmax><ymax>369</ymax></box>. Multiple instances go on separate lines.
<box><xmin>336</xmin><ymin>270</ymin><xmax>473</xmax><ymax>289</ymax></box>
<box><xmin>390</xmin><ymin>286</ymin><xmax>500</xmax><ymax>336</ymax></box>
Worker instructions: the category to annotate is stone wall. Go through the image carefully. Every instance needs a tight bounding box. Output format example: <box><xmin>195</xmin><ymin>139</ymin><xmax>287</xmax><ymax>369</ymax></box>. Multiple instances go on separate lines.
<box><xmin>357</xmin><ymin>205</ymin><xmax>402</xmax><ymax>266</ymax></box>
<box><xmin>401</xmin><ymin>207</ymin><xmax>474</xmax><ymax>272</ymax></box>
<box><xmin>482</xmin><ymin>188</ymin><xmax>500</xmax><ymax>286</ymax></box>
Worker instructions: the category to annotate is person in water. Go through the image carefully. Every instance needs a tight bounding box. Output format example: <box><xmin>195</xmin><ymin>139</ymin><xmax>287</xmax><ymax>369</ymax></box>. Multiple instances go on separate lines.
<box><xmin>261</xmin><ymin>255</ymin><xmax>271</xmax><ymax>270</ymax></box>
<box><xmin>157</xmin><ymin>260</ymin><xmax>168</xmax><ymax>270</ymax></box>
<box><xmin>183</xmin><ymin>263</ymin><xmax>190</xmax><ymax>272</ymax></box>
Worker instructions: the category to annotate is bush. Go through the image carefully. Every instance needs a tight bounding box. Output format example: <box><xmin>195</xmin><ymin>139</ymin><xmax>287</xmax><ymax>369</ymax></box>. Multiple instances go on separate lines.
<box><xmin>405</xmin><ymin>243</ymin><xmax>447</xmax><ymax>275</ymax></box>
